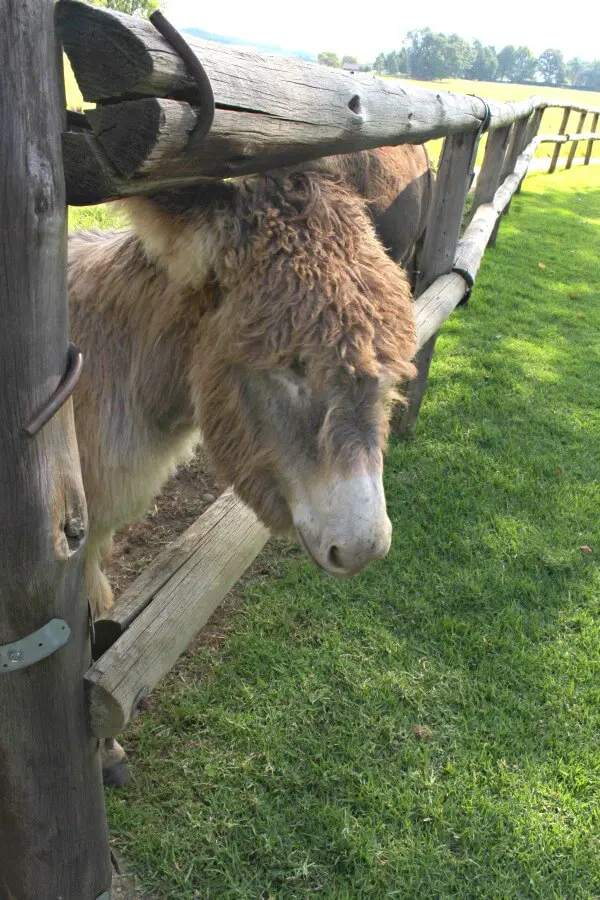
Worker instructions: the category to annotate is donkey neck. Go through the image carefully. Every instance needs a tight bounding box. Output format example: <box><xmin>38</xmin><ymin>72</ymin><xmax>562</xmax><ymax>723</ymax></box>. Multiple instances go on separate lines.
<box><xmin>69</xmin><ymin>229</ymin><xmax>209</xmax><ymax>439</ymax></box>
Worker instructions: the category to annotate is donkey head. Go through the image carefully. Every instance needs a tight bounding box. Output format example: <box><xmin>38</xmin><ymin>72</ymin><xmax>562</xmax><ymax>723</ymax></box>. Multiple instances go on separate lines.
<box><xmin>128</xmin><ymin>169</ymin><xmax>416</xmax><ymax>575</ymax></box>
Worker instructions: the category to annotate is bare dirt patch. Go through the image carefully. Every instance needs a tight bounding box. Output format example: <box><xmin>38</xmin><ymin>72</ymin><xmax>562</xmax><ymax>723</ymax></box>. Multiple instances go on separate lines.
<box><xmin>104</xmin><ymin>447</ymin><xmax>223</xmax><ymax>601</ymax></box>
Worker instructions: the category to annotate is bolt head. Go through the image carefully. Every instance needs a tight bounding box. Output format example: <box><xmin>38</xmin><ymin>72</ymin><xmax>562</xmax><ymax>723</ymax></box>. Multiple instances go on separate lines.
<box><xmin>8</xmin><ymin>649</ymin><xmax>24</xmax><ymax>663</ymax></box>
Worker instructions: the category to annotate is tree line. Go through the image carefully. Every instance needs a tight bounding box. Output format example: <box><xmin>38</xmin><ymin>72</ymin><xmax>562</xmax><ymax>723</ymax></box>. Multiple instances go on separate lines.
<box><xmin>319</xmin><ymin>30</ymin><xmax>600</xmax><ymax>91</ymax></box>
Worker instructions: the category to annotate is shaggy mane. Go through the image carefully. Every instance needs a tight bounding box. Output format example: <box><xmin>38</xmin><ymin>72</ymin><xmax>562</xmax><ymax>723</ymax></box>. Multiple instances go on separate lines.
<box><xmin>214</xmin><ymin>169</ymin><xmax>416</xmax><ymax>384</ymax></box>
<box><xmin>127</xmin><ymin>165</ymin><xmax>417</xmax><ymax>387</ymax></box>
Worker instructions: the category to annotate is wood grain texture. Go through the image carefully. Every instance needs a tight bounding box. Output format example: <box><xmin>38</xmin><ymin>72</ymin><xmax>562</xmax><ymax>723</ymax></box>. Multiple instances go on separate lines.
<box><xmin>488</xmin><ymin>114</ymin><xmax>532</xmax><ymax>245</ymax></box>
<box><xmin>471</xmin><ymin>125</ymin><xmax>511</xmax><ymax>214</ymax></box>
<box><xmin>94</xmin><ymin>491</ymin><xmax>252</xmax><ymax>651</ymax></box>
<box><xmin>57</xmin><ymin>1</ymin><xmax>539</xmax><ymax>131</ymax></box>
<box><xmin>64</xmin><ymin>105</ymin><xmax>544</xmax><ymax>206</ymax></box>
<box><xmin>516</xmin><ymin>108</ymin><xmax>544</xmax><ymax>193</ymax></box>
<box><xmin>62</xmin><ymin>130</ymin><xmax>123</xmax><ymax>205</ymax></box>
<box><xmin>87</xmin><ymin>98</ymin><xmax>196</xmax><ymax>177</ymax></box>
<box><xmin>0</xmin><ymin>1</ymin><xmax>111</xmax><ymax>896</ymax></box>
<box><xmin>87</xmin><ymin>492</ymin><xmax>269</xmax><ymax>737</ymax></box>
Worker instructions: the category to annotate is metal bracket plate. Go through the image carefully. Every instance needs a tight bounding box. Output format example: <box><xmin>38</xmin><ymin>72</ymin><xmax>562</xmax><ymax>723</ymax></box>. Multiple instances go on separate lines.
<box><xmin>0</xmin><ymin>618</ymin><xmax>71</xmax><ymax>673</ymax></box>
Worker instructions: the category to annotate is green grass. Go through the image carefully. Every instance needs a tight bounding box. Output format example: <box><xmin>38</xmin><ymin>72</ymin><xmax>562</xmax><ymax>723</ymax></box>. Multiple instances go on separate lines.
<box><xmin>104</xmin><ymin>166</ymin><xmax>600</xmax><ymax>898</ymax></box>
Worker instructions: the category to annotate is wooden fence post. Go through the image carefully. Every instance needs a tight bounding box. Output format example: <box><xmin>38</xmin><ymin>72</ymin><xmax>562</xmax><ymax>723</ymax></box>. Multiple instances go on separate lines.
<box><xmin>584</xmin><ymin>113</ymin><xmax>599</xmax><ymax>165</ymax></box>
<box><xmin>549</xmin><ymin>106</ymin><xmax>571</xmax><ymax>173</ymax></box>
<box><xmin>488</xmin><ymin>114</ymin><xmax>531</xmax><ymax>246</ymax></box>
<box><xmin>566</xmin><ymin>110</ymin><xmax>587</xmax><ymax>169</ymax></box>
<box><xmin>516</xmin><ymin>108</ymin><xmax>544</xmax><ymax>193</ymax></box>
<box><xmin>0</xmin><ymin>2</ymin><xmax>112</xmax><ymax>897</ymax></box>
<box><xmin>392</xmin><ymin>130</ymin><xmax>481</xmax><ymax>438</ymax></box>
<box><xmin>471</xmin><ymin>124</ymin><xmax>512</xmax><ymax>214</ymax></box>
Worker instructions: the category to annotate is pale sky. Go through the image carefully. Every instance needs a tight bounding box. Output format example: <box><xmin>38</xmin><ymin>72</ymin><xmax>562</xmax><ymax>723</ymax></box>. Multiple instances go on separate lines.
<box><xmin>165</xmin><ymin>0</ymin><xmax>598</xmax><ymax>63</ymax></box>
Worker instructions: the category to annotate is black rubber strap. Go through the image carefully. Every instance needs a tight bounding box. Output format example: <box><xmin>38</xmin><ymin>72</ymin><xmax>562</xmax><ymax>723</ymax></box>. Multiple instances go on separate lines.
<box><xmin>466</xmin><ymin>95</ymin><xmax>493</xmax><ymax>189</ymax></box>
<box><xmin>470</xmin><ymin>95</ymin><xmax>493</xmax><ymax>135</ymax></box>
<box><xmin>451</xmin><ymin>266</ymin><xmax>475</xmax><ymax>304</ymax></box>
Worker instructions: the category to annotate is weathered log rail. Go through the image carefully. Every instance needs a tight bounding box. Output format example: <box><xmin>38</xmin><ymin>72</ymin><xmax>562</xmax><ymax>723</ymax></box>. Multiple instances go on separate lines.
<box><xmin>2</xmin><ymin>0</ymin><xmax>599</xmax><ymax>895</ymax></box>
<box><xmin>57</xmin><ymin>1</ymin><xmax>599</xmax><ymax>203</ymax></box>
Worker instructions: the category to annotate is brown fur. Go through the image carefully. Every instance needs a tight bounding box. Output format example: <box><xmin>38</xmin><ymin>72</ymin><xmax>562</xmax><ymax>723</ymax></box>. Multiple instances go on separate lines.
<box><xmin>68</xmin><ymin>147</ymin><xmax>431</xmax><ymax>616</ymax></box>
<box><xmin>314</xmin><ymin>144</ymin><xmax>432</xmax><ymax>275</ymax></box>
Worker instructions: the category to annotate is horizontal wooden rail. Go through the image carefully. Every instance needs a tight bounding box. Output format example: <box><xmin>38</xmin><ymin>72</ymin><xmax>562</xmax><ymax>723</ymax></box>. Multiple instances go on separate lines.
<box><xmin>538</xmin><ymin>131</ymin><xmax>600</xmax><ymax>144</ymax></box>
<box><xmin>544</xmin><ymin>102</ymin><xmax>600</xmax><ymax>115</ymax></box>
<box><xmin>58</xmin><ymin>1</ymin><xmax>599</xmax><ymax>203</ymax></box>
<box><xmin>86</xmin><ymin>491</ymin><xmax>268</xmax><ymax>737</ymax></box>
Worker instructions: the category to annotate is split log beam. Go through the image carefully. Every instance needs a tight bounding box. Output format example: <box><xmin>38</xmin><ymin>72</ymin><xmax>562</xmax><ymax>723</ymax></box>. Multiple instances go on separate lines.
<box><xmin>58</xmin><ymin>5</ymin><xmax>600</xmax><ymax>204</ymax></box>
<box><xmin>57</xmin><ymin>1</ymin><xmax>537</xmax><ymax>132</ymax></box>
<box><xmin>57</xmin><ymin>2</ymin><xmax>568</xmax><ymax>205</ymax></box>
<box><xmin>87</xmin><ymin>98</ymin><xmax>197</xmax><ymax>177</ymax></box>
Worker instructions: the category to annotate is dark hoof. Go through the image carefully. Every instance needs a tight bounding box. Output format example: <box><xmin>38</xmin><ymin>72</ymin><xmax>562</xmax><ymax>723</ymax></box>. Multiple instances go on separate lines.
<box><xmin>102</xmin><ymin>760</ymin><xmax>131</xmax><ymax>788</ymax></box>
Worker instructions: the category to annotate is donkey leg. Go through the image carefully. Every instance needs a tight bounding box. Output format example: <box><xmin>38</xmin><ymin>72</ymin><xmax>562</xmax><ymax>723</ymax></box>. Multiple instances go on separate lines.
<box><xmin>84</xmin><ymin>538</ymin><xmax>131</xmax><ymax>785</ymax></box>
<box><xmin>84</xmin><ymin>536</ymin><xmax>114</xmax><ymax>618</ymax></box>
<box><xmin>101</xmin><ymin>738</ymin><xmax>130</xmax><ymax>788</ymax></box>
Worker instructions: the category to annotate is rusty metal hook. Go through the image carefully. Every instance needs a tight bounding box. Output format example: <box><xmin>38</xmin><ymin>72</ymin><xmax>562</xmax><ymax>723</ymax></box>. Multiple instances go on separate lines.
<box><xmin>23</xmin><ymin>342</ymin><xmax>83</xmax><ymax>437</ymax></box>
<box><xmin>149</xmin><ymin>11</ymin><xmax>215</xmax><ymax>147</ymax></box>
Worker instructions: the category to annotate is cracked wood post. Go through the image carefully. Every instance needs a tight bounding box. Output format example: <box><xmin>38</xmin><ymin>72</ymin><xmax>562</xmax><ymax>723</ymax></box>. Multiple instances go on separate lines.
<box><xmin>566</xmin><ymin>110</ymin><xmax>587</xmax><ymax>169</ymax></box>
<box><xmin>392</xmin><ymin>129</ymin><xmax>481</xmax><ymax>439</ymax></box>
<box><xmin>0</xmin><ymin>1</ymin><xmax>111</xmax><ymax>897</ymax></box>
<box><xmin>584</xmin><ymin>113</ymin><xmax>599</xmax><ymax>164</ymax></box>
<box><xmin>549</xmin><ymin>106</ymin><xmax>571</xmax><ymax>173</ymax></box>
<box><xmin>488</xmin><ymin>114</ymin><xmax>531</xmax><ymax>247</ymax></box>
<box><xmin>470</xmin><ymin>124</ymin><xmax>512</xmax><ymax>217</ymax></box>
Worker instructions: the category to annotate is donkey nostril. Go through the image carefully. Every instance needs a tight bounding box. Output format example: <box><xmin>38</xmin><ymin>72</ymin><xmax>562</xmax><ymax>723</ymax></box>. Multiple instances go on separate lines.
<box><xmin>327</xmin><ymin>545</ymin><xmax>344</xmax><ymax>570</ymax></box>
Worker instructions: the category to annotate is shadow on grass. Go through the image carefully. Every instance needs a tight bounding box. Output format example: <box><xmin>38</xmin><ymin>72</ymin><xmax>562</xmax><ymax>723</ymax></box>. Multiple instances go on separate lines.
<box><xmin>107</xmin><ymin>175</ymin><xmax>600</xmax><ymax>899</ymax></box>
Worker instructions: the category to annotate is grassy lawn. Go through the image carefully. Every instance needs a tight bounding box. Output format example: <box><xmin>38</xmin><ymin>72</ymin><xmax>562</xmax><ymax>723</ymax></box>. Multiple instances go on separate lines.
<box><xmin>100</xmin><ymin>164</ymin><xmax>600</xmax><ymax>898</ymax></box>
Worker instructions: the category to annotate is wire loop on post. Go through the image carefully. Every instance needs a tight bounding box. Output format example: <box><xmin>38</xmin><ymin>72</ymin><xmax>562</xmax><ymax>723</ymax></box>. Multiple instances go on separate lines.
<box><xmin>451</xmin><ymin>266</ymin><xmax>475</xmax><ymax>305</ymax></box>
<box><xmin>149</xmin><ymin>11</ymin><xmax>215</xmax><ymax>146</ymax></box>
<box><xmin>23</xmin><ymin>343</ymin><xmax>83</xmax><ymax>437</ymax></box>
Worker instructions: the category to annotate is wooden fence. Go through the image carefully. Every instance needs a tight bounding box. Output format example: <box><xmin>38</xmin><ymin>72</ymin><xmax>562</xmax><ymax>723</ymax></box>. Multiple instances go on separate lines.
<box><xmin>1</xmin><ymin>0</ymin><xmax>599</xmax><ymax>895</ymax></box>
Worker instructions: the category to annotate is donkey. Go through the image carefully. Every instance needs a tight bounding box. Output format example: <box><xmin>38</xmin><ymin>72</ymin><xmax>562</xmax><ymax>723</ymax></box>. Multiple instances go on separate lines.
<box><xmin>69</xmin><ymin>144</ymin><xmax>431</xmax><ymax>621</ymax></box>
<box><xmin>68</xmin><ymin>144</ymin><xmax>431</xmax><ymax>784</ymax></box>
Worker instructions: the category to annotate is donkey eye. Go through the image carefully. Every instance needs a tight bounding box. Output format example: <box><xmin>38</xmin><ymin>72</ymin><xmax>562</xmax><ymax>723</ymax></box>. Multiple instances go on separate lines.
<box><xmin>290</xmin><ymin>358</ymin><xmax>307</xmax><ymax>378</ymax></box>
